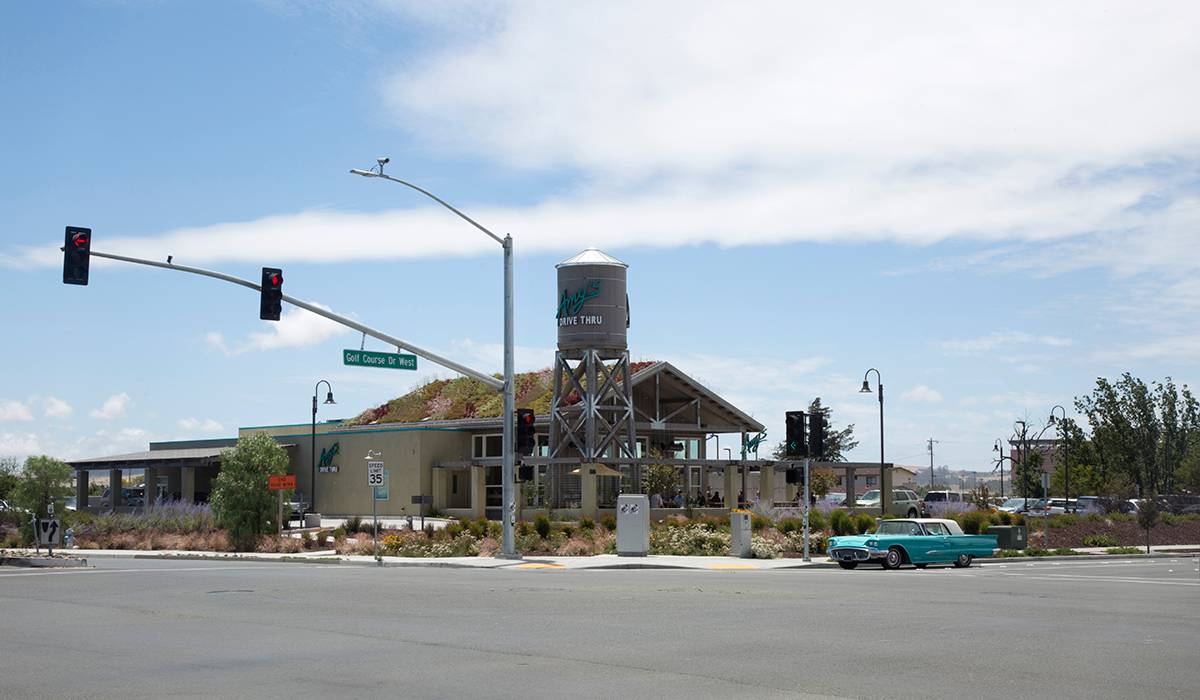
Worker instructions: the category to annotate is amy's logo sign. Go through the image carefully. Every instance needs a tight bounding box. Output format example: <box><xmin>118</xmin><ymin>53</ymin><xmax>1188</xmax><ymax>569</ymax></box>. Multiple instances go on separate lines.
<box><xmin>557</xmin><ymin>280</ymin><xmax>601</xmax><ymax>319</ymax></box>
<box><xmin>318</xmin><ymin>442</ymin><xmax>340</xmax><ymax>470</ymax></box>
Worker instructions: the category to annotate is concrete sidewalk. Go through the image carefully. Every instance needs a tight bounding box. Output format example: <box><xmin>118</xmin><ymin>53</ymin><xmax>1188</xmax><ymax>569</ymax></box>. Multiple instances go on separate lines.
<box><xmin>5</xmin><ymin>545</ymin><xmax>1196</xmax><ymax>570</ymax></box>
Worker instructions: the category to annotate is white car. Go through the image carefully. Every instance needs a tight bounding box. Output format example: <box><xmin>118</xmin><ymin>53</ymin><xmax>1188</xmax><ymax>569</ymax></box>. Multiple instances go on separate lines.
<box><xmin>855</xmin><ymin>489</ymin><xmax>922</xmax><ymax>518</ymax></box>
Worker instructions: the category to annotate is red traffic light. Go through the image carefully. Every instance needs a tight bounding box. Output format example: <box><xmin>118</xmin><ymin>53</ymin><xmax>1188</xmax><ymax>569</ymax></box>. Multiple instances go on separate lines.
<box><xmin>62</xmin><ymin>226</ymin><xmax>92</xmax><ymax>285</ymax></box>
<box><xmin>260</xmin><ymin>267</ymin><xmax>283</xmax><ymax>321</ymax></box>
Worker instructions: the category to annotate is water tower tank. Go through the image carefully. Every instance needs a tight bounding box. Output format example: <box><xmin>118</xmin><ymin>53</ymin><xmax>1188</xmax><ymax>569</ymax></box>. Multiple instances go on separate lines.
<box><xmin>555</xmin><ymin>248</ymin><xmax>628</xmax><ymax>353</ymax></box>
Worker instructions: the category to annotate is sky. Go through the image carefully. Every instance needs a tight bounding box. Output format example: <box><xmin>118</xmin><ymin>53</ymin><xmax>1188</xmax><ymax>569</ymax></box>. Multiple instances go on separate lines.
<box><xmin>2</xmin><ymin>1</ymin><xmax>1199</xmax><ymax>481</ymax></box>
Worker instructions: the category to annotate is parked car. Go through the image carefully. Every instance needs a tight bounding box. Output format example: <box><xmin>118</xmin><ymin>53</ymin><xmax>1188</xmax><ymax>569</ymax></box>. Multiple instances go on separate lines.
<box><xmin>918</xmin><ymin>490</ymin><xmax>968</xmax><ymax>516</ymax></box>
<box><xmin>997</xmin><ymin>498</ymin><xmax>1028</xmax><ymax>513</ymax></box>
<box><xmin>827</xmin><ymin>518</ymin><xmax>1000</xmax><ymax>570</ymax></box>
<box><xmin>822</xmin><ymin>492</ymin><xmax>846</xmax><ymax>505</ymax></box>
<box><xmin>855</xmin><ymin>488</ymin><xmax>921</xmax><ymax>517</ymax></box>
<box><xmin>1074</xmin><ymin>496</ymin><xmax>1100</xmax><ymax>512</ymax></box>
<box><xmin>101</xmin><ymin>487</ymin><xmax>145</xmax><ymax>508</ymax></box>
<box><xmin>1029</xmin><ymin>498</ymin><xmax>1077</xmax><ymax>516</ymax></box>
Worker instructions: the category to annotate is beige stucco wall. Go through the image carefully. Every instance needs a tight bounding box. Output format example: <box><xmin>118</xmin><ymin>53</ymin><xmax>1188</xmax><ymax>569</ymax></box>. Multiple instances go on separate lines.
<box><xmin>240</xmin><ymin>423</ymin><xmax>473</xmax><ymax>517</ymax></box>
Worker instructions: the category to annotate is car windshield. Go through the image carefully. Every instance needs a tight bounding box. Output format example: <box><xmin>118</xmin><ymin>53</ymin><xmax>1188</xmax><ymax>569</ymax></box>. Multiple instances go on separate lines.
<box><xmin>1001</xmin><ymin>499</ymin><xmax>1024</xmax><ymax>508</ymax></box>
<box><xmin>860</xmin><ymin>490</ymin><xmax>880</xmax><ymax>500</ymax></box>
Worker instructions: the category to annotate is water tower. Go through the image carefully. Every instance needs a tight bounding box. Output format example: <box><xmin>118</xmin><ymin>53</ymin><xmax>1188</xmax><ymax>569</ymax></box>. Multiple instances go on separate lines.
<box><xmin>548</xmin><ymin>249</ymin><xmax>637</xmax><ymax>499</ymax></box>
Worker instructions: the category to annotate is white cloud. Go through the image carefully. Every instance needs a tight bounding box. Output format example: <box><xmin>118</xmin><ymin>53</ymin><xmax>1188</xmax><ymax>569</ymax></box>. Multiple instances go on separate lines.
<box><xmin>90</xmin><ymin>393</ymin><xmax>132</xmax><ymax>421</ymax></box>
<box><xmin>900</xmin><ymin>385</ymin><xmax>943</xmax><ymax>404</ymax></box>
<box><xmin>206</xmin><ymin>304</ymin><xmax>353</xmax><ymax>356</ymax></box>
<box><xmin>177</xmin><ymin>418</ymin><xmax>224</xmax><ymax>433</ymax></box>
<box><xmin>27</xmin><ymin>395</ymin><xmax>74</xmax><ymax>420</ymax></box>
<box><xmin>941</xmin><ymin>331</ymin><xmax>1074</xmax><ymax>356</ymax></box>
<box><xmin>0</xmin><ymin>400</ymin><xmax>34</xmax><ymax>422</ymax></box>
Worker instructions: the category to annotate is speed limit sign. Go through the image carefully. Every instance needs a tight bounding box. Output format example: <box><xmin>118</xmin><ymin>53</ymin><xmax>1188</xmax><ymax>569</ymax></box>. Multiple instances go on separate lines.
<box><xmin>367</xmin><ymin>460</ymin><xmax>385</xmax><ymax>487</ymax></box>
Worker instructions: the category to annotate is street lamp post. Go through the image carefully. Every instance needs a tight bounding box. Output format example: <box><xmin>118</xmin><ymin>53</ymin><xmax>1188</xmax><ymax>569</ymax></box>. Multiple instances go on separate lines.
<box><xmin>1048</xmin><ymin>405</ymin><xmax>1068</xmax><ymax>510</ymax></box>
<box><xmin>351</xmin><ymin>161</ymin><xmax>520</xmax><ymax>559</ymax></box>
<box><xmin>992</xmin><ymin>438</ymin><xmax>1007</xmax><ymax>498</ymax></box>
<box><xmin>312</xmin><ymin>381</ymin><xmax>336</xmax><ymax>515</ymax></box>
<box><xmin>860</xmin><ymin>369</ymin><xmax>886</xmax><ymax>517</ymax></box>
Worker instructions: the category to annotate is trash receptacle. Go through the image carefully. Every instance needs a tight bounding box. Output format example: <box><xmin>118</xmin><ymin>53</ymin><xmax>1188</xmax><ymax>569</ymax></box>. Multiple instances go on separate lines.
<box><xmin>616</xmin><ymin>494</ymin><xmax>650</xmax><ymax>556</ymax></box>
<box><xmin>987</xmin><ymin>525</ymin><xmax>1027</xmax><ymax>550</ymax></box>
<box><xmin>730</xmin><ymin>510</ymin><xmax>752</xmax><ymax>558</ymax></box>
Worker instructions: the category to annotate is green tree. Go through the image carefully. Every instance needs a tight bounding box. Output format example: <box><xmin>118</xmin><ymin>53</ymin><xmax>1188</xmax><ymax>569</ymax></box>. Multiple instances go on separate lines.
<box><xmin>1177</xmin><ymin>444</ymin><xmax>1200</xmax><ymax>493</ymax></box>
<box><xmin>1012</xmin><ymin>450</ymin><xmax>1044</xmax><ymax>499</ymax></box>
<box><xmin>1075</xmin><ymin>374</ymin><xmax>1199</xmax><ymax>495</ymax></box>
<box><xmin>11</xmin><ymin>455</ymin><xmax>74</xmax><ymax>544</ymax></box>
<box><xmin>641</xmin><ymin>462</ymin><xmax>679</xmax><ymax>498</ymax></box>
<box><xmin>0</xmin><ymin>455</ymin><xmax>21</xmax><ymax>501</ymax></box>
<box><xmin>770</xmin><ymin>398</ymin><xmax>858</xmax><ymax>462</ymax></box>
<box><xmin>1136</xmin><ymin>493</ymin><xmax>1160</xmax><ymax>554</ymax></box>
<box><xmin>209</xmin><ymin>432</ymin><xmax>290</xmax><ymax>549</ymax></box>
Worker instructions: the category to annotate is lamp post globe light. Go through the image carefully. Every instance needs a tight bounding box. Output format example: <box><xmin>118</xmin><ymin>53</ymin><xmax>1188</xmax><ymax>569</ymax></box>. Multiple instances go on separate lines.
<box><xmin>350</xmin><ymin>161</ymin><xmax>520</xmax><ymax>560</ymax></box>
<box><xmin>311</xmin><ymin>381</ymin><xmax>336</xmax><ymax>515</ymax></box>
<box><xmin>860</xmin><ymin>369</ymin><xmax>885</xmax><ymax>516</ymax></box>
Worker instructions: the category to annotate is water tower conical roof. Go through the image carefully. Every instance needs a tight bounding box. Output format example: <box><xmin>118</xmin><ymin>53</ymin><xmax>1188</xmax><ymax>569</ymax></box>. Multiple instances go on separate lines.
<box><xmin>556</xmin><ymin>247</ymin><xmax>628</xmax><ymax>268</ymax></box>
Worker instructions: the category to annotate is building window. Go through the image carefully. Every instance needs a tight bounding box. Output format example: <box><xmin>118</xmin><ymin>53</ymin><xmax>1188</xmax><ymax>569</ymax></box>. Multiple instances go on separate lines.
<box><xmin>473</xmin><ymin>434</ymin><xmax>503</xmax><ymax>459</ymax></box>
<box><xmin>835</xmin><ymin>477</ymin><xmax>843</xmax><ymax>486</ymax></box>
<box><xmin>866</xmin><ymin>476</ymin><xmax>877</xmax><ymax>486</ymax></box>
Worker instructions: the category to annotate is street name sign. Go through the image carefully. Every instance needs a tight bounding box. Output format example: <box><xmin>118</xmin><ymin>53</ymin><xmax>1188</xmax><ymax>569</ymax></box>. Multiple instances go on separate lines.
<box><xmin>344</xmin><ymin>350</ymin><xmax>417</xmax><ymax>370</ymax></box>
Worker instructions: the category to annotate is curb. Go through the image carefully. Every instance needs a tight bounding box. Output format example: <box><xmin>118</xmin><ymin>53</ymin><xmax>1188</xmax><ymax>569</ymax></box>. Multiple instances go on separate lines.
<box><xmin>1</xmin><ymin>555</ymin><xmax>89</xmax><ymax>568</ymax></box>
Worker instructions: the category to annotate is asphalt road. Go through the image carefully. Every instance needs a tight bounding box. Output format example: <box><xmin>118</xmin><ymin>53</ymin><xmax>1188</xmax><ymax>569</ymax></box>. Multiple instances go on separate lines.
<box><xmin>2</xmin><ymin>556</ymin><xmax>1197</xmax><ymax>700</ymax></box>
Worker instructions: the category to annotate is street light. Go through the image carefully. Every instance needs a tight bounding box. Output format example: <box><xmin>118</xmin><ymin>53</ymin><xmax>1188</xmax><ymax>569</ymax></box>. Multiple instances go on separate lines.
<box><xmin>312</xmin><ymin>380</ymin><xmax>336</xmax><ymax>515</ymax></box>
<box><xmin>351</xmin><ymin>161</ymin><xmax>520</xmax><ymax>559</ymax></box>
<box><xmin>992</xmin><ymin>438</ymin><xmax>1009</xmax><ymax>498</ymax></box>
<box><xmin>860</xmin><ymin>369</ymin><xmax>886</xmax><ymax>516</ymax></box>
<box><xmin>1048</xmin><ymin>405</ymin><xmax>1068</xmax><ymax>509</ymax></box>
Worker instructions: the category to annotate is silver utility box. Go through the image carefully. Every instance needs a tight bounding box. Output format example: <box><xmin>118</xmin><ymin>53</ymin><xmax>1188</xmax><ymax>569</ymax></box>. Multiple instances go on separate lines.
<box><xmin>616</xmin><ymin>494</ymin><xmax>650</xmax><ymax>556</ymax></box>
<box><xmin>730</xmin><ymin>510</ymin><xmax>752</xmax><ymax>558</ymax></box>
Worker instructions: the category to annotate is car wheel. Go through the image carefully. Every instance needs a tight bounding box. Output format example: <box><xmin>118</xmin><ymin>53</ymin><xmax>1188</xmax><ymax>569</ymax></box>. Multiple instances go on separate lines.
<box><xmin>906</xmin><ymin>508</ymin><xmax>918</xmax><ymax>518</ymax></box>
<box><xmin>953</xmin><ymin>554</ymin><xmax>973</xmax><ymax>568</ymax></box>
<box><xmin>914</xmin><ymin>563</ymin><xmax>928</xmax><ymax>569</ymax></box>
<box><xmin>882</xmin><ymin>547</ymin><xmax>904</xmax><ymax>570</ymax></box>
<box><xmin>837</xmin><ymin>561</ymin><xmax>858</xmax><ymax>570</ymax></box>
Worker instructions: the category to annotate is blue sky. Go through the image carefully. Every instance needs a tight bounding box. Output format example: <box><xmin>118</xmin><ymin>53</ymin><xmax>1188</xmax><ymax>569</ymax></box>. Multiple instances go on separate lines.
<box><xmin>3</xmin><ymin>1</ymin><xmax>1199</xmax><ymax>480</ymax></box>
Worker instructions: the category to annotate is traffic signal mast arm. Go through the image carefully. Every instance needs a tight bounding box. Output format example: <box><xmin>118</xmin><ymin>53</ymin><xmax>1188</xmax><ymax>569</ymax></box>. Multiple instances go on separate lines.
<box><xmin>85</xmin><ymin>249</ymin><xmax>505</xmax><ymax>391</ymax></box>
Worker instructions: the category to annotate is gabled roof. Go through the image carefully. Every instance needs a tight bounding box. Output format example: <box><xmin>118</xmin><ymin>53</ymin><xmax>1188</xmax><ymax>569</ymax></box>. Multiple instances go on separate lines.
<box><xmin>629</xmin><ymin>361</ymin><xmax>764</xmax><ymax>433</ymax></box>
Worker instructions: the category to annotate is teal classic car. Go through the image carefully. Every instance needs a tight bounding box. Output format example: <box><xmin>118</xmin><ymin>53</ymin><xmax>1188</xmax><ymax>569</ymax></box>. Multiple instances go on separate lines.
<box><xmin>827</xmin><ymin>518</ymin><xmax>999</xmax><ymax>570</ymax></box>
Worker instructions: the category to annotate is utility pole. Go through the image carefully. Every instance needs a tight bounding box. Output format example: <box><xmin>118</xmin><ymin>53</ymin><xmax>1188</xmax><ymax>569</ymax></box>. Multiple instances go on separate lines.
<box><xmin>928</xmin><ymin>438</ymin><xmax>939</xmax><ymax>489</ymax></box>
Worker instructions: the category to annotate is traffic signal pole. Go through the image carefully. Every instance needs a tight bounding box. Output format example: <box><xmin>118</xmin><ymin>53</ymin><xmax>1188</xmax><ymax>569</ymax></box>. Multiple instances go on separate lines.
<box><xmin>84</xmin><ymin>249</ymin><xmax>504</xmax><ymax>391</ymax></box>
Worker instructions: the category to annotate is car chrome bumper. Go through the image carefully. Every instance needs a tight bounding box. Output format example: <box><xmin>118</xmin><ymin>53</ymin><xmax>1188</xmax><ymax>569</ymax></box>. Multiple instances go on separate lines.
<box><xmin>828</xmin><ymin>546</ymin><xmax>885</xmax><ymax>562</ymax></box>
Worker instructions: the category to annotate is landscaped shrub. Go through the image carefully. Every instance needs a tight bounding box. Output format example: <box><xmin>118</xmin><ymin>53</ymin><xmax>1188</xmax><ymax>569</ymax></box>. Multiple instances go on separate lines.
<box><xmin>961</xmin><ymin>511</ymin><xmax>987</xmax><ymax>535</ymax></box>
<box><xmin>830</xmin><ymin>510</ymin><xmax>854</xmax><ymax>536</ymax></box>
<box><xmin>998</xmin><ymin>511</ymin><xmax>1013</xmax><ymax>525</ymax></box>
<box><xmin>579</xmin><ymin>516</ymin><xmax>595</xmax><ymax>530</ymax></box>
<box><xmin>807</xmin><ymin>509</ymin><xmax>827</xmax><ymax>531</ymax></box>
<box><xmin>750</xmin><ymin>513</ymin><xmax>771</xmax><ymax>532</ymax></box>
<box><xmin>561</xmin><ymin>525</ymin><xmax>575</xmax><ymax>539</ymax></box>
<box><xmin>533</xmin><ymin>513</ymin><xmax>551</xmax><ymax>539</ymax></box>
<box><xmin>1105</xmin><ymin>546</ymin><xmax>1142</xmax><ymax>555</ymax></box>
<box><xmin>599</xmin><ymin>515</ymin><xmax>616</xmax><ymax>530</ymax></box>
<box><xmin>854</xmin><ymin>513</ymin><xmax>875</xmax><ymax>535</ymax></box>
<box><xmin>1083</xmin><ymin>533</ymin><xmax>1118</xmax><ymax>547</ymax></box>
<box><xmin>776</xmin><ymin>516</ymin><xmax>802</xmax><ymax>534</ymax></box>
<box><xmin>648</xmin><ymin>522</ymin><xmax>729</xmax><ymax>556</ymax></box>
<box><xmin>1050</xmin><ymin>547</ymin><xmax>1079</xmax><ymax>556</ymax></box>
<box><xmin>468</xmin><ymin>517</ymin><xmax>488</xmax><ymax>539</ymax></box>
